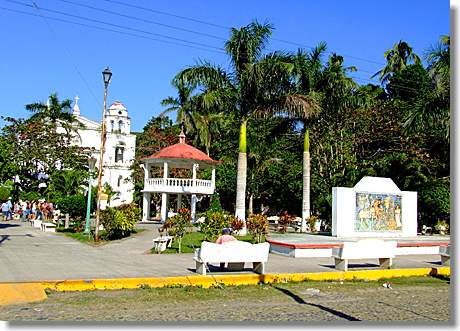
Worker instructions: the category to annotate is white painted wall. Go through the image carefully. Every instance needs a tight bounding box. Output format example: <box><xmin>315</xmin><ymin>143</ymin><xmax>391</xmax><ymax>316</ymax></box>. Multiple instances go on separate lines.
<box><xmin>69</xmin><ymin>100</ymin><xmax>136</xmax><ymax>207</ymax></box>
<box><xmin>332</xmin><ymin>177</ymin><xmax>418</xmax><ymax>238</ymax></box>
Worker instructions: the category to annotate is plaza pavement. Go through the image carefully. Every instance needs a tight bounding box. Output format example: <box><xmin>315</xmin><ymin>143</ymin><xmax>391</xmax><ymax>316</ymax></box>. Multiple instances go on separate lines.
<box><xmin>0</xmin><ymin>220</ymin><xmax>447</xmax><ymax>283</ymax></box>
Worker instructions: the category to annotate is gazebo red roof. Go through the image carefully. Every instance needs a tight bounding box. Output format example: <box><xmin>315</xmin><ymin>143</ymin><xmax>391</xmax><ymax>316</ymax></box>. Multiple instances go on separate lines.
<box><xmin>143</xmin><ymin>132</ymin><xmax>219</xmax><ymax>165</ymax></box>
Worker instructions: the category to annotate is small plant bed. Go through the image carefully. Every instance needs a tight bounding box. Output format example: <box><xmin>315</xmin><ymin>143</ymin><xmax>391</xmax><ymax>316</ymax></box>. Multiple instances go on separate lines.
<box><xmin>151</xmin><ymin>231</ymin><xmax>255</xmax><ymax>254</ymax></box>
<box><xmin>57</xmin><ymin>227</ymin><xmax>145</xmax><ymax>246</ymax></box>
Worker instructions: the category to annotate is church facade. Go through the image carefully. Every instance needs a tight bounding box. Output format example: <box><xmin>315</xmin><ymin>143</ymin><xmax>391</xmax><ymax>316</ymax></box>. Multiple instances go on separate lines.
<box><xmin>71</xmin><ymin>96</ymin><xmax>136</xmax><ymax>207</ymax></box>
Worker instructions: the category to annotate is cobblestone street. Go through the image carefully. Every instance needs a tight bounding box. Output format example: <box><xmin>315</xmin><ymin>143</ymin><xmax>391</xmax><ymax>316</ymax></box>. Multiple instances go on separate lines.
<box><xmin>0</xmin><ymin>277</ymin><xmax>450</xmax><ymax>322</ymax></box>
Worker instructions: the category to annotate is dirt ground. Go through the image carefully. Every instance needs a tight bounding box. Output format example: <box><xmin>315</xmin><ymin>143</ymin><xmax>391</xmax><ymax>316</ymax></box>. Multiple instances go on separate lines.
<box><xmin>0</xmin><ymin>276</ymin><xmax>450</xmax><ymax>323</ymax></box>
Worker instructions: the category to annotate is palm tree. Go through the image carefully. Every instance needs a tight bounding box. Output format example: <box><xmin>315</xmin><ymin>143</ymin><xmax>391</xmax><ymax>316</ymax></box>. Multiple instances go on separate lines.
<box><xmin>373</xmin><ymin>40</ymin><xmax>421</xmax><ymax>84</ymax></box>
<box><xmin>26</xmin><ymin>93</ymin><xmax>74</xmax><ymax>123</ymax></box>
<box><xmin>404</xmin><ymin>35</ymin><xmax>450</xmax><ymax>141</ymax></box>
<box><xmin>160</xmin><ymin>77</ymin><xmax>195</xmax><ymax>131</ymax></box>
<box><xmin>289</xmin><ymin>44</ymin><xmax>326</xmax><ymax>231</ymax></box>
<box><xmin>177</xmin><ymin>21</ymin><xmax>316</xmax><ymax>232</ymax></box>
<box><xmin>425</xmin><ymin>35</ymin><xmax>450</xmax><ymax>97</ymax></box>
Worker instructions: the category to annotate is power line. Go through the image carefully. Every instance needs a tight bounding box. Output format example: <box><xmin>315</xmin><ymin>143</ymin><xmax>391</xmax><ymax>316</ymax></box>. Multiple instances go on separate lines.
<box><xmin>6</xmin><ymin>0</ymin><xmax>225</xmax><ymax>52</ymax></box>
<box><xmin>3</xmin><ymin>1</ymin><xmax>437</xmax><ymax>91</ymax></box>
<box><xmin>29</xmin><ymin>0</ymin><xmax>102</xmax><ymax>109</ymax></box>
<box><xmin>0</xmin><ymin>6</ymin><xmax>226</xmax><ymax>54</ymax></box>
<box><xmin>100</xmin><ymin>0</ymin><xmax>387</xmax><ymax>67</ymax></box>
<box><xmin>56</xmin><ymin>0</ymin><xmax>227</xmax><ymax>42</ymax></box>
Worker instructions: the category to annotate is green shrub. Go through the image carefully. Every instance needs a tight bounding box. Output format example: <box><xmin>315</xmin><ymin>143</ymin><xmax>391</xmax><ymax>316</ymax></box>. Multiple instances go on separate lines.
<box><xmin>200</xmin><ymin>211</ymin><xmax>230</xmax><ymax>242</ymax></box>
<box><xmin>19</xmin><ymin>191</ymin><xmax>42</xmax><ymax>202</ymax></box>
<box><xmin>56</xmin><ymin>195</ymin><xmax>87</xmax><ymax>219</ymax></box>
<box><xmin>0</xmin><ymin>186</ymin><xmax>11</xmax><ymax>201</ymax></box>
<box><xmin>246</xmin><ymin>214</ymin><xmax>269</xmax><ymax>243</ymax></box>
<box><xmin>419</xmin><ymin>178</ymin><xmax>450</xmax><ymax>227</ymax></box>
<box><xmin>100</xmin><ymin>203</ymin><xmax>140</xmax><ymax>240</ymax></box>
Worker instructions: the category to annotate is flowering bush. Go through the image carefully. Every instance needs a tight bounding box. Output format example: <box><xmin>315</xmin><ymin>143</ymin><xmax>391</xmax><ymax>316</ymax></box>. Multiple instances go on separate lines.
<box><xmin>246</xmin><ymin>214</ymin><xmax>269</xmax><ymax>243</ymax></box>
<box><xmin>164</xmin><ymin>208</ymin><xmax>192</xmax><ymax>253</ymax></box>
<box><xmin>277</xmin><ymin>210</ymin><xmax>295</xmax><ymax>233</ymax></box>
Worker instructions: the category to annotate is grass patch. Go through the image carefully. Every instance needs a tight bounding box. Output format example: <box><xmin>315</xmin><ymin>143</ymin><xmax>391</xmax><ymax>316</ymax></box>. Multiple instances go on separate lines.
<box><xmin>151</xmin><ymin>231</ymin><xmax>255</xmax><ymax>254</ymax></box>
<box><xmin>48</xmin><ymin>276</ymin><xmax>449</xmax><ymax>305</ymax></box>
<box><xmin>57</xmin><ymin>227</ymin><xmax>145</xmax><ymax>245</ymax></box>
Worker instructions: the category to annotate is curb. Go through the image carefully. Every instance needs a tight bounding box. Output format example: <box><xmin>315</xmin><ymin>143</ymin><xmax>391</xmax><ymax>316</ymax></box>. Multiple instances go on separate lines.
<box><xmin>0</xmin><ymin>283</ymin><xmax>47</xmax><ymax>306</ymax></box>
<box><xmin>0</xmin><ymin>267</ymin><xmax>449</xmax><ymax>305</ymax></box>
<box><xmin>37</xmin><ymin>266</ymin><xmax>450</xmax><ymax>291</ymax></box>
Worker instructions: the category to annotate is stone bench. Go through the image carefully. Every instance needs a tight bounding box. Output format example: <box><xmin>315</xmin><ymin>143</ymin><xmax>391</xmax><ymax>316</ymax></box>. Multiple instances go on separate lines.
<box><xmin>152</xmin><ymin>236</ymin><xmax>174</xmax><ymax>253</ymax></box>
<box><xmin>439</xmin><ymin>245</ymin><xmax>450</xmax><ymax>265</ymax></box>
<box><xmin>193</xmin><ymin>241</ymin><xmax>270</xmax><ymax>275</ymax></box>
<box><xmin>40</xmin><ymin>222</ymin><xmax>57</xmax><ymax>233</ymax></box>
<box><xmin>331</xmin><ymin>239</ymin><xmax>397</xmax><ymax>271</ymax></box>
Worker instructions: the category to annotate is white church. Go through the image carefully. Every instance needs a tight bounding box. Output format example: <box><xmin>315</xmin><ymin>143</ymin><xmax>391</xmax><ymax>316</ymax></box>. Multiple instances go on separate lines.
<box><xmin>70</xmin><ymin>96</ymin><xmax>136</xmax><ymax>207</ymax></box>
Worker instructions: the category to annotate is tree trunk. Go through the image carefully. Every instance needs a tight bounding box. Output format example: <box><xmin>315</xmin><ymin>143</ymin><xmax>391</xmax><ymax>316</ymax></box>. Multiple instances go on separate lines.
<box><xmin>235</xmin><ymin>120</ymin><xmax>247</xmax><ymax>235</ymax></box>
<box><xmin>248</xmin><ymin>193</ymin><xmax>254</xmax><ymax>215</ymax></box>
<box><xmin>301</xmin><ymin>129</ymin><xmax>311</xmax><ymax>232</ymax></box>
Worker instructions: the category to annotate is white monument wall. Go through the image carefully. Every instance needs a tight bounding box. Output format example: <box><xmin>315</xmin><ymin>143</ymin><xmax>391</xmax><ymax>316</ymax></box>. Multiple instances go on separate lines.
<box><xmin>332</xmin><ymin>177</ymin><xmax>417</xmax><ymax>238</ymax></box>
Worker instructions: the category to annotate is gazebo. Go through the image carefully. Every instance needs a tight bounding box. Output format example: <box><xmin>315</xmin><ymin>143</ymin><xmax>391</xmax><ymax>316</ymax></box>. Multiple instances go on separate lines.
<box><xmin>141</xmin><ymin>131</ymin><xmax>219</xmax><ymax>223</ymax></box>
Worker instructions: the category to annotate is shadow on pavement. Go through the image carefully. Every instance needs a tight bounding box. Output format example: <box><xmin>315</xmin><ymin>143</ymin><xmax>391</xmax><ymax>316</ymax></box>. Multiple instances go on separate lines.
<box><xmin>0</xmin><ymin>223</ymin><xmax>20</xmax><ymax>229</ymax></box>
<box><xmin>273</xmin><ymin>286</ymin><xmax>361</xmax><ymax>321</ymax></box>
<box><xmin>0</xmin><ymin>233</ymin><xmax>34</xmax><ymax>245</ymax></box>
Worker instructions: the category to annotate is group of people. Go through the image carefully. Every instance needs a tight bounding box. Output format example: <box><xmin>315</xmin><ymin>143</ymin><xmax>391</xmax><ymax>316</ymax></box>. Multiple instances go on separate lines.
<box><xmin>1</xmin><ymin>197</ymin><xmax>55</xmax><ymax>222</ymax></box>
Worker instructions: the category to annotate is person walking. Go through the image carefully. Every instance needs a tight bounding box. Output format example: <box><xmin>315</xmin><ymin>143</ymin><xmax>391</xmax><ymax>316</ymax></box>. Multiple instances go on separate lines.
<box><xmin>1</xmin><ymin>200</ymin><xmax>9</xmax><ymax>221</ymax></box>
<box><xmin>6</xmin><ymin>197</ymin><xmax>13</xmax><ymax>220</ymax></box>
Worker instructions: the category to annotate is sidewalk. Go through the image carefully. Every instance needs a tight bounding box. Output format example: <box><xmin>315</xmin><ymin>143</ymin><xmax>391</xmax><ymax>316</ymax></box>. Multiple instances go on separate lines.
<box><xmin>0</xmin><ymin>220</ymin><xmax>446</xmax><ymax>282</ymax></box>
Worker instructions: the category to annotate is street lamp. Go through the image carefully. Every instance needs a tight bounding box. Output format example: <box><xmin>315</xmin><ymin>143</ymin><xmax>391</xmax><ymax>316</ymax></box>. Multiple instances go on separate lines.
<box><xmin>84</xmin><ymin>156</ymin><xmax>97</xmax><ymax>235</ymax></box>
<box><xmin>95</xmin><ymin>67</ymin><xmax>112</xmax><ymax>241</ymax></box>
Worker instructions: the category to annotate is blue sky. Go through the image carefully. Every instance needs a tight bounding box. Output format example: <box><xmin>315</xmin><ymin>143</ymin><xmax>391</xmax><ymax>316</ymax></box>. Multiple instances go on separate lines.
<box><xmin>0</xmin><ymin>0</ymin><xmax>450</xmax><ymax>132</ymax></box>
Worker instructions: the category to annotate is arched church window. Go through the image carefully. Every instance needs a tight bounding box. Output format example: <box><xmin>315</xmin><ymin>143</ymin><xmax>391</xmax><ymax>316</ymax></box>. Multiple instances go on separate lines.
<box><xmin>117</xmin><ymin>175</ymin><xmax>123</xmax><ymax>187</ymax></box>
<box><xmin>118</xmin><ymin>120</ymin><xmax>124</xmax><ymax>133</ymax></box>
<box><xmin>115</xmin><ymin>146</ymin><xmax>124</xmax><ymax>163</ymax></box>
<box><xmin>110</xmin><ymin>120</ymin><xmax>114</xmax><ymax>132</ymax></box>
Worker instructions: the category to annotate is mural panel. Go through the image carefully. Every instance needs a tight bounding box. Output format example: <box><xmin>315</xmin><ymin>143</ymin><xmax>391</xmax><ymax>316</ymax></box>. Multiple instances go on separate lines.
<box><xmin>355</xmin><ymin>192</ymin><xmax>402</xmax><ymax>232</ymax></box>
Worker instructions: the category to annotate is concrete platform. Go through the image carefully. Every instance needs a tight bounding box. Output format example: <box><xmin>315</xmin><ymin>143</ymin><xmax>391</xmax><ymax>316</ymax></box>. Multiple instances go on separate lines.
<box><xmin>267</xmin><ymin>233</ymin><xmax>450</xmax><ymax>258</ymax></box>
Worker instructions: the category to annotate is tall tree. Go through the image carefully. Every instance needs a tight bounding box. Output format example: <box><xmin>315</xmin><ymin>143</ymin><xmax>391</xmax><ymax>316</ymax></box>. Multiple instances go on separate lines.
<box><xmin>373</xmin><ymin>40</ymin><xmax>421</xmax><ymax>84</ymax></box>
<box><xmin>177</xmin><ymin>21</ymin><xmax>314</xmax><ymax>231</ymax></box>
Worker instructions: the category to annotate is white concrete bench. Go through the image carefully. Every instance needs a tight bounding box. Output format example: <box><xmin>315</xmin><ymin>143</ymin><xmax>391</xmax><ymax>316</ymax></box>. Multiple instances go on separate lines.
<box><xmin>40</xmin><ymin>222</ymin><xmax>57</xmax><ymax>232</ymax></box>
<box><xmin>439</xmin><ymin>245</ymin><xmax>450</xmax><ymax>265</ymax></box>
<box><xmin>152</xmin><ymin>236</ymin><xmax>174</xmax><ymax>253</ymax></box>
<box><xmin>33</xmin><ymin>219</ymin><xmax>42</xmax><ymax>229</ymax></box>
<box><xmin>194</xmin><ymin>241</ymin><xmax>270</xmax><ymax>275</ymax></box>
<box><xmin>331</xmin><ymin>239</ymin><xmax>397</xmax><ymax>271</ymax></box>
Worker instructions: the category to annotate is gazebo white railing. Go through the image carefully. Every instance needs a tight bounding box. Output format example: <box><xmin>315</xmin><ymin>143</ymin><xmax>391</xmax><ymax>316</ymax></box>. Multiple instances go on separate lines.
<box><xmin>144</xmin><ymin>178</ymin><xmax>214</xmax><ymax>194</ymax></box>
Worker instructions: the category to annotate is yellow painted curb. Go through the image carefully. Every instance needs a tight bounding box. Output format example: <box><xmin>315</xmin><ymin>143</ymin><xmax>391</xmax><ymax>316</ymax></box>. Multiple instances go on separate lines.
<box><xmin>37</xmin><ymin>267</ymin><xmax>450</xmax><ymax>292</ymax></box>
<box><xmin>0</xmin><ymin>283</ymin><xmax>47</xmax><ymax>306</ymax></box>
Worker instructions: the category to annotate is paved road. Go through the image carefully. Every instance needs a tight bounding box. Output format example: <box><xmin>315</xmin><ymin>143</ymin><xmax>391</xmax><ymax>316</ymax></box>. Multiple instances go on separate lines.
<box><xmin>0</xmin><ymin>220</ymin><xmax>446</xmax><ymax>282</ymax></box>
<box><xmin>0</xmin><ymin>278</ymin><xmax>450</xmax><ymax>321</ymax></box>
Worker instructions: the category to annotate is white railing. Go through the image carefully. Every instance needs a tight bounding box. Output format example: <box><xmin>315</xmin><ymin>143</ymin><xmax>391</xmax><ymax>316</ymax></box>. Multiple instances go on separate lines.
<box><xmin>145</xmin><ymin>178</ymin><xmax>213</xmax><ymax>193</ymax></box>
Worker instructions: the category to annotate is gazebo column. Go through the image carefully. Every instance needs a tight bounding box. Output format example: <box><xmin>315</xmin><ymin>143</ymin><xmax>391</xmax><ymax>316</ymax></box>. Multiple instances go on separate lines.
<box><xmin>191</xmin><ymin>194</ymin><xmax>197</xmax><ymax>223</ymax></box>
<box><xmin>161</xmin><ymin>193</ymin><xmax>168</xmax><ymax>223</ymax></box>
<box><xmin>177</xmin><ymin>194</ymin><xmax>182</xmax><ymax>211</ymax></box>
<box><xmin>142</xmin><ymin>192</ymin><xmax>150</xmax><ymax>222</ymax></box>
<box><xmin>211</xmin><ymin>168</ymin><xmax>216</xmax><ymax>190</ymax></box>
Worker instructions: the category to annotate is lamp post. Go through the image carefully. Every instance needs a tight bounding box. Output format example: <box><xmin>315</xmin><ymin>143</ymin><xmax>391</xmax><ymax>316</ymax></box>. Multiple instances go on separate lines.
<box><xmin>84</xmin><ymin>156</ymin><xmax>97</xmax><ymax>235</ymax></box>
<box><xmin>95</xmin><ymin>67</ymin><xmax>112</xmax><ymax>241</ymax></box>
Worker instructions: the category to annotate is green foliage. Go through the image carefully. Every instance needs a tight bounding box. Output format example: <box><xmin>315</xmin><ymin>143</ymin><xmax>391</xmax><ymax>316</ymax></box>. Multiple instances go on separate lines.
<box><xmin>246</xmin><ymin>214</ymin><xmax>269</xmax><ymax>243</ymax></box>
<box><xmin>100</xmin><ymin>203</ymin><xmax>140</xmax><ymax>240</ymax></box>
<box><xmin>19</xmin><ymin>191</ymin><xmax>42</xmax><ymax>202</ymax></box>
<box><xmin>199</xmin><ymin>210</ymin><xmax>230</xmax><ymax>242</ymax></box>
<box><xmin>209</xmin><ymin>193</ymin><xmax>223</xmax><ymax>212</ymax></box>
<box><xmin>0</xmin><ymin>186</ymin><xmax>11</xmax><ymax>201</ymax></box>
<box><xmin>419</xmin><ymin>179</ymin><xmax>450</xmax><ymax>227</ymax></box>
<box><xmin>56</xmin><ymin>195</ymin><xmax>87</xmax><ymax>220</ymax></box>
